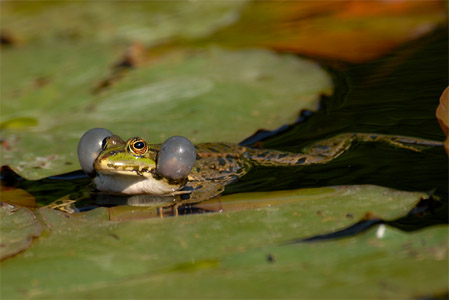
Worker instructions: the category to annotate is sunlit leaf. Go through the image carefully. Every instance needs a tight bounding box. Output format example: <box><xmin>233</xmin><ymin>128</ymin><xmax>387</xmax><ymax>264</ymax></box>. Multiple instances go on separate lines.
<box><xmin>0</xmin><ymin>185</ymin><xmax>434</xmax><ymax>298</ymax></box>
<box><xmin>200</xmin><ymin>185</ymin><xmax>424</xmax><ymax>222</ymax></box>
<box><xmin>102</xmin><ymin>185</ymin><xmax>423</xmax><ymax>222</ymax></box>
<box><xmin>186</xmin><ymin>225</ymin><xmax>448</xmax><ymax>299</ymax></box>
<box><xmin>109</xmin><ymin>205</ymin><xmax>159</xmax><ymax>221</ymax></box>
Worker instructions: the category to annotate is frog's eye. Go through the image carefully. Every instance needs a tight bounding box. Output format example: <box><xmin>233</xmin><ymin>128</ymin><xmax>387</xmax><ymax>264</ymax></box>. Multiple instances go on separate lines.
<box><xmin>78</xmin><ymin>128</ymin><xmax>114</xmax><ymax>176</ymax></box>
<box><xmin>157</xmin><ymin>136</ymin><xmax>196</xmax><ymax>181</ymax></box>
<box><xmin>128</xmin><ymin>138</ymin><xmax>148</xmax><ymax>156</ymax></box>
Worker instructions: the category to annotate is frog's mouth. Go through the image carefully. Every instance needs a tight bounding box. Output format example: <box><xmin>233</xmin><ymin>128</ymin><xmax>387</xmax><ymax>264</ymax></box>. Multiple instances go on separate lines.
<box><xmin>93</xmin><ymin>155</ymin><xmax>179</xmax><ymax>195</ymax></box>
<box><xmin>95</xmin><ymin>165</ymin><xmax>155</xmax><ymax>178</ymax></box>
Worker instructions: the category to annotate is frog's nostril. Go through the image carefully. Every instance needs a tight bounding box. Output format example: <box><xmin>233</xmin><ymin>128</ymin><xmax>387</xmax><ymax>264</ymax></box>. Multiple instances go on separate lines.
<box><xmin>78</xmin><ymin>128</ymin><xmax>113</xmax><ymax>176</ymax></box>
<box><xmin>157</xmin><ymin>136</ymin><xmax>196</xmax><ymax>181</ymax></box>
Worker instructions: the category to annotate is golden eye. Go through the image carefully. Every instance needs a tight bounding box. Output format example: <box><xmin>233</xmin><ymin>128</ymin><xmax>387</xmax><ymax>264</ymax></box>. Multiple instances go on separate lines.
<box><xmin>128</xmin><ymin>137</ymin><xmax>148</xmax><ymax>155</ymax></box>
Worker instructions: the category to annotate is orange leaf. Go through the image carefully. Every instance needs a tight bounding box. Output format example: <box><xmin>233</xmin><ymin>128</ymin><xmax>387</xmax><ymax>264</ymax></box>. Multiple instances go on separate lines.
<box><xmin>1</xmin><ymin>186</ymin><xmax>37</xmax><ymax>208</ymax></box>
<box><xmin>436</xmin><ymin>87</ymin><xmax>448</xmax><ymax>135</ymax></box>
<box><xmin>436</xmin><ymin>86</ymin><xmax>449</xmax><ymax>154</ymax></box>
<box><xmin>208</xmin><ymin>0</ymin><xmax>446</xmax><ymax>63</ymax></box>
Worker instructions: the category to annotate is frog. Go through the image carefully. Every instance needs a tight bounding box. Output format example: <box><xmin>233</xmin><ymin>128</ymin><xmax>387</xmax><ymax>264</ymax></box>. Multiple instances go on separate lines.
<box><xmin>68</xmin><ymin>128</ymin><xmax>443</xmax><ymax>214</ymax></box>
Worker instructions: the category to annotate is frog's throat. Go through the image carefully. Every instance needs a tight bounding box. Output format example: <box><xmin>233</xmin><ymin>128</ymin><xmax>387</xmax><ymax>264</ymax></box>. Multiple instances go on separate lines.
<box><xmin>93</xmin><ymin>173</ymin><xmax>182</xmax><ymax>195</ymax></box>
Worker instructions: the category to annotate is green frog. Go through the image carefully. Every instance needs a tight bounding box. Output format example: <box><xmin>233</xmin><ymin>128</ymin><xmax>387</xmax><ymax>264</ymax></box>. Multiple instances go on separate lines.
<box><xmin>72</xmin><ymin>128</ymin><xmax>442</xmax><ymax>212</ymax></box>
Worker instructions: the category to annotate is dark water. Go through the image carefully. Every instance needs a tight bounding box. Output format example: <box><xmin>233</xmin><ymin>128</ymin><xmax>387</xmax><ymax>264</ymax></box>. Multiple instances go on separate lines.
<box><xmin>2</xmin><ymin>27</ymin><xmax>448</xmax><ymax>233</ymax></box>
<box><xmin>236</xmin><ymin>27</ymin><xmax>449</xmax><ymax>232</ymax></box>
<box><xmin>239</xmin><ymin>27</ymin><xmax>448</xmax><ymax>193</ymax></box>
<box><xmin>237</xmin><ymin>27</ymin><xmax>449</xmax><ymax>232</ymax></box>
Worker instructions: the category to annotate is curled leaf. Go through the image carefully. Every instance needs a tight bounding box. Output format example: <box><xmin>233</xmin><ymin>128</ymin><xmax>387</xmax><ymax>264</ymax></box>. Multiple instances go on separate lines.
<box><xmin>436</xmin><ymin>86</ymin><xmax>448</xmax><ymax>154</ymax></box>
<box><xmin>0</xmin><ymin>204</ymin><xmax>42</xmax><ymax>260</ymax></box>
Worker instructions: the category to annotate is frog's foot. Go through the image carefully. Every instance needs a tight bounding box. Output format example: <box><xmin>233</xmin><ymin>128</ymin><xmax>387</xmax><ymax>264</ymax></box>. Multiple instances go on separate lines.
<box><xmin>45</xmin><ymin>191</ymin><xmax>91</xmax><ymax>213</ymax></box>
<box><xmin>45</xmin><ymin>198</ymin><xmax>78</xmax><ymax>213</ymax></box>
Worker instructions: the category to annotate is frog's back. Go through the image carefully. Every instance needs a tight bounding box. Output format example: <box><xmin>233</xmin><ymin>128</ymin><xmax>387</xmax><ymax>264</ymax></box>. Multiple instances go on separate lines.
<box><xmin>189</xmin><ymin>143</ymin><xmax>250</xmax><ymax>183</ymax></box>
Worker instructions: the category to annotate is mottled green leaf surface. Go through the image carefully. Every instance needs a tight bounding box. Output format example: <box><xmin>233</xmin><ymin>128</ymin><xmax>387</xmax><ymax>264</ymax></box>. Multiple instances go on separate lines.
<box><xmin>1</xmin><ymin>1</ymin><xmax>248</xmax><ymax>43</ymax></box>
<box><xmin>1</xmin><ymin>2</ymin><xmax>446</xmax><ymax>299</ymax></box>
<box><xmin>0</xmin><ymin>41</ymin><xmax>125</xmax><ymax>179</ymax></box>
<box><xmin>58</xmin><ymin>225</ymin><xmax>448</xmax><ymax>299</ymax></box>
<box><xmin>92</xmin><ymin>47</ymin><xmax>331</xmax><ymax>143</ymax></box>
<box><xmin>1</xmin><ymin>1</ymin><xmax>332</xmax><ymax>179</ymax></box>
<box><xmin>1</xmin><ymin>44</ymin><xmax>331</xmax><ymax>179</ymax></box>
<box><xmin>0</xmin><ymin>204</ymin><xmax>42</xmax><ymax>260</ymax></box>
<box><xmin>201</xmin><ymin>185</ymin><xmax>423</xmax><ymax>221</ymax></box>
<box><xmin>3</xmin><ymin>185</ymin><xmax>446</xmax><ymax>299</ymax></box>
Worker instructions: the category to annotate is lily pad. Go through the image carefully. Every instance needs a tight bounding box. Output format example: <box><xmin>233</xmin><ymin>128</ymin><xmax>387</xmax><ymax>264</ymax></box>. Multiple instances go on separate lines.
<box><xmin>0</xmin><ymin>1</ymin><xmax>247</xmax><ymax>43</ymax></box>
<box><xmin>168</xmin><ymin>225</ymin><xmax>447</xmax><ymax>299</ymax></box>
<box><xmin>1</xmin><ymin>45</ymin><xmax>332</xmax><ymax>179</ymax></box>
<box><xmin>107</xmin><ymin>185</ymin><xmax>422</xmax><ymax>222</ymax></box>
<box><xmin>0</xmin><ymin>41</ymin><xmax>125</xmax><ymax>179</ymax></box>
<box><xmin>0</xmin><ymin>204</ymin><xmax>43</xmax><ymax>260</ymax></box>
<box><xmin>92</xmin><ymin>47</ymin><xmax>332</xmax><ymax>142</ymax></box>
<box><xmin>200</xmin><ymin>184</ymin><xmax>424</xmax><ymax>222</ymax></box>
<box><xmin>0</xmin><ymin>185</ymin><xmax>434</xmax><ymax>298</ymax></box>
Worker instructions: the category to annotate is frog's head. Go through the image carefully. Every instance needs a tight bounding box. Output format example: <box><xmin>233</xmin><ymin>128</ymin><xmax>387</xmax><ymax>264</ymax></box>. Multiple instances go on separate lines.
<box><xmin>77</xmin><ymin>128</ymin><xmax>196</xmax><ymax>195</ymax></box>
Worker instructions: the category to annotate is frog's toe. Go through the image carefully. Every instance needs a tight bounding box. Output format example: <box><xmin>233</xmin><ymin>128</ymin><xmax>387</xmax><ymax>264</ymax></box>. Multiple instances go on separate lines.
<box><xmin>157</xmin><ymin>136</ymin><xmax>196</xmax><ymax>181</ymax></box>
<box><xmin>78</xmin><ymin>128</ymin><xmax>113</xmax><ymax>176</ymax></box>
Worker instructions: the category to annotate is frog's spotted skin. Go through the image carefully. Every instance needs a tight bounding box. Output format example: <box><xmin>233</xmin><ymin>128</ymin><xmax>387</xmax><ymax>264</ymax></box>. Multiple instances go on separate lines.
<box><xmin>175</xmin><ymin>133</ymin><xmax>443</xmax><ymax>205</ymax></box>
<box><xmin>50</xmin><ymin>131</ymin><xmax>443</xmax><ymax>213</ymax></box>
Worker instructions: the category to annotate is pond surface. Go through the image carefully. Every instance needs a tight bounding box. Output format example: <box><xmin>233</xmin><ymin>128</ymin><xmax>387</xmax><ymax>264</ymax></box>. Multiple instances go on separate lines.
<box><xmin>1</xmin><ymin>3</ymin><xmax>448</xmax><ymax>299</ymax></box>
<box><xmin>2</xmin><ymin>27</ymin><xmax>447</xmax><ymax>231</ymax></box>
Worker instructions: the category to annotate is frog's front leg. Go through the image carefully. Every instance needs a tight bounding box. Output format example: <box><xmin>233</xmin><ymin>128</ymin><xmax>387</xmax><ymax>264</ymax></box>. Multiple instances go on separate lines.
<box><xmin>178</xmin><ymin>180</ymin><xmax>226</xmax><ymax>205</ymax></box>
<box><xmin>246</xmin><ymin>133</ymin><xmax>444</xmax><ymax>167</ymax></box>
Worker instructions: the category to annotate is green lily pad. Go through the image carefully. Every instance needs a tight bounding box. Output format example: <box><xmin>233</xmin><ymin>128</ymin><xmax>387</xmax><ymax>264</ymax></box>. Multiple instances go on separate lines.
<box><xmin>1</xmin><ymin>1</ymin><xmax>248</xmax><ymax>43</ymax></box>
<box><xmin>0</xmin><ymin>204</ymin><xmax>43</xmax><ymax>260</ymax></box>
<box><xmin>92</xmin><ymin>47</ymin><xmax>332</xmax><ymax>142</ymax></box>
<box><xmin>168</xmin><ymin>225</ymin><xmax>447</xmax><ymax>299</ymax></box>
<box><xmin>1</xmin><ymin>44</ymin><xmax>332</xmax><ymax>180</ymax></box>
<box><xmin>103</xmin><ymin>185</ymin><xmax>423</xmax><ymax>224</ymax></box>
<box><xmin>1</xmin><ymin>0</ymin><xmax>333</xmax><ymax>181</ymax></box>
<box><xmin>0</xmin><ymin>41</ymin><xmax>125</xmax><ymax>179</ymax></box>
<box><xmin>1</xmin><ymin>185</ymin><xmax>436</xmax><ymax>298</ymax></box>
